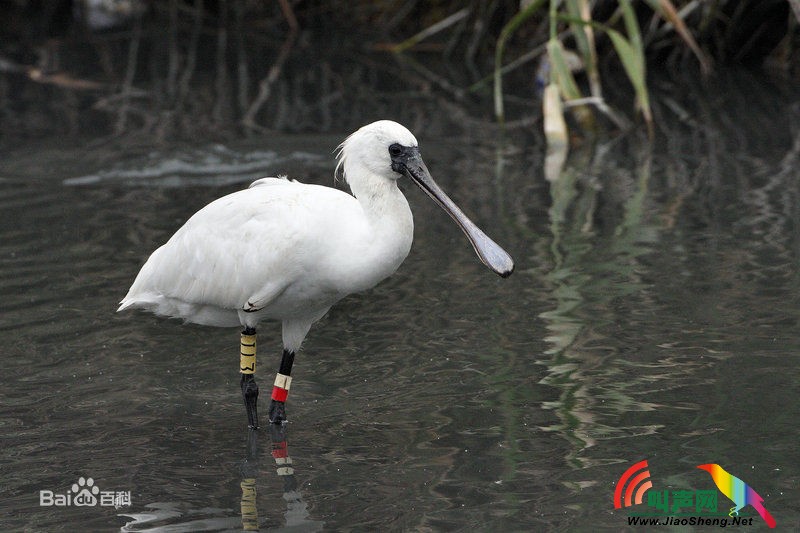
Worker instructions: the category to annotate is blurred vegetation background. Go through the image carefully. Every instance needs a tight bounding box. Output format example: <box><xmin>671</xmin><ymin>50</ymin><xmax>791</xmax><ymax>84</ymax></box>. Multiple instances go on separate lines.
<box><xmin>0</xmin><ymin>0</ymin><xmax>798</xmax><ymax>147</ymax></box>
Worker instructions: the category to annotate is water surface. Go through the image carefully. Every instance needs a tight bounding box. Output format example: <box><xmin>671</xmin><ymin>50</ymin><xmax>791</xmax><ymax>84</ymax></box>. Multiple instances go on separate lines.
<box><xmin>1</xmin><ymin>78</ymin><xmax>799</xmax><ymax>531</ymax></box>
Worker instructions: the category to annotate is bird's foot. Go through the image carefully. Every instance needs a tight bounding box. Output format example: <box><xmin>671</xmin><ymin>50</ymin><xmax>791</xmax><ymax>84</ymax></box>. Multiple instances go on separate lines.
<box><xmin>268</xmin><ymin>399</ymin><xmax>287</xmax><ymax>425</ymax></box>
<box><xmin>241</xmin><ymin>374</ymin><xmax>260</xmax><ymax>429</ymax></box>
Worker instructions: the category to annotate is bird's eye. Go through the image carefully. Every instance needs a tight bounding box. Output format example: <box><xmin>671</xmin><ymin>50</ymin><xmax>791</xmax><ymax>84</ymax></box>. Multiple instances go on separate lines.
<box><xmin>389</xmin><ymin>144</ymin><xmax>404</xmax><ymax>158</ymax></box>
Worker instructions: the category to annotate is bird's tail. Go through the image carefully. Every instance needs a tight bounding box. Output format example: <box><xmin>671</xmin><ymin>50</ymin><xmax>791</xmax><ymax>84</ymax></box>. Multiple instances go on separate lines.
<box><xmin>751</xmin><ymin>499</ymin><xmax>776</xmax><ymax>529</ymax></box>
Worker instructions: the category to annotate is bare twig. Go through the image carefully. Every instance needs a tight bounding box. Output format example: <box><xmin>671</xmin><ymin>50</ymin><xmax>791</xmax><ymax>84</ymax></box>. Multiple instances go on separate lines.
<box><xmin>28</xmin><ymin>71</ymin><xmax>107</xmax><ymax>91</ymax></box>
<box><xmin>392</xmin><ymin>53</ymin><xmax>466</xmax><ymax>100</ymax></box>
<box><xmin>278</xmin><ymin>0</ymin><xmax>299</xmax><ymax>32</ymax></box>
<box><xmin>212</xmin><ymin>0</ymin><xmax>229</xmax><ymax>124</ymax></box>
<box><xmin>242</xmin><ymin>29</ymin><xmax>298</xmax><ymax>131</ymax></box>
<box><xmin>166</xmin><ymin>0</ymin><xmax>179</xmax><ymax>101</ymax></box>
<box><xmin>0</xmin><ymin>55</ymin><xmax>109</xmax><ymax>90</ymax></box>
<box><xmin>382</xmin><ymin>0</ymin><xmax>419</xmax><ymax>32</ymax></box>
<box><xmin>386</xmin><ymin>8</ymin><xmax>471</xmax><ymax>53</ymax></box>
<box><xmin>788</xmin><ymin>0</ymin><xmax>800</xmax><ymax>24</ymax></box>
<box><xmin>465</xmin><ymin>0</ymin><xmax>498</xmax><ymax>67</ymax></box>
<box><xmin>175</xmin><ymin>0</ymin><xmax>204</xmax><ymax>115</ymax></box>
<box><xmin>563</xmin><ymin>96</ymin><xmax>631</xmax><ymax>130</ymax></box>
<box><xmin>115</xmin><ymin>11</ymin><xmax>143</xmax><ymax>134</ymax></box>
<box><xmin>233</xmin><ymin>1</ymin><xmax>249</xmax><ymax>118</ymax></box>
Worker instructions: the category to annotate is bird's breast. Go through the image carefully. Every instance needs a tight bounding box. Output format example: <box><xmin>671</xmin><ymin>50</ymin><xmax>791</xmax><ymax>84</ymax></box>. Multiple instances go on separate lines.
<box><xmin>324</xmin><ymin>214</ymin><xmax>413</xmax><ymax>296</ymax></box>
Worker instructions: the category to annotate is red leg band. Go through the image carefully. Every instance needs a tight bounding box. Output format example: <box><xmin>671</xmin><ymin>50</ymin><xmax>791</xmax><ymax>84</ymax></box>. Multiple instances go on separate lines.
<box><xmin>271</xmin><ymin>386</ymin><xmax>288</xmax><ymax>402</ymax></box>
<box><xmin>272</xmin><ymin>441</ymin><xmax>288</xmax><ymax>459</ymax></box>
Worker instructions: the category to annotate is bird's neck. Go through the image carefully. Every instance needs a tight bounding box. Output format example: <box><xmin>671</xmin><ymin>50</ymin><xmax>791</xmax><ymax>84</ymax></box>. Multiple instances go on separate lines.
<box><xmin>346</xmin><ymin>167</ymin><xmax>414</xmax><ymax>278</ymax></box>
<box><xmin>347</xmin><ymin>169</ymin><xmax>412</xmax><ymax>228</ymax></box>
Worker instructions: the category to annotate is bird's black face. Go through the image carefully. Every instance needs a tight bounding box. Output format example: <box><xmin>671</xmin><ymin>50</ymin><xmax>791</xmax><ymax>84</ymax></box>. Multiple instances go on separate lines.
<box><xmin>389</xmin><ymin>143</ymin><xmax>420</xmax><ymax>176</ymax></box>
<box><xmin>387</xmin><ymin>142</ymin><xmax>515</xmax><ymax>278</ymax></box>
<box><xmin>389</xmin><ymin>143</ymin><xmax>436</xmax><ymax>195</ymax></box>
<box><xmin>388</xmin><ymin>143</ymin><xmax>443</xmax><ymax>208</ymax></box>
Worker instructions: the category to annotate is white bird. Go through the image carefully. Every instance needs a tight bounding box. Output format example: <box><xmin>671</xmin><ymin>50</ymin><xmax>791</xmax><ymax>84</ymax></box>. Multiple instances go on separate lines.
<box><xmin>118</xmin><ymin>120</ymin><xmax>513</xmax><ymax>428</ymax></box>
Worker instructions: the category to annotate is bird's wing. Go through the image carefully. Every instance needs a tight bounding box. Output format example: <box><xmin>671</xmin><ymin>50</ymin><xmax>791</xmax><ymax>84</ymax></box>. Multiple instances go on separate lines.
<box><xmin>119</xmin><ymin>178</ymin><xmax>361</xmax><ymax>315</ymax></box>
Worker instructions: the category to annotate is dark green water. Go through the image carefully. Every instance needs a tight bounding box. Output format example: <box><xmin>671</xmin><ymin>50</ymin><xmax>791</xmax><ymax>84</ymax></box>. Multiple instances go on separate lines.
<box><xmin>1</xmin><ymin>77</ymin><xmax>799</xmax><ymax>531</ymax></box>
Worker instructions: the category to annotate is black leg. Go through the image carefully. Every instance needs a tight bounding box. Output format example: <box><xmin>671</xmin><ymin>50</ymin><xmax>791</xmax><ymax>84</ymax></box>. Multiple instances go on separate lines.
<box><xmin>241</xmin><ymin>374</ymin><xmax>259</xmax><ymax>429</ymax></box>
<box><xmin>268</xmin><ymin>349</ymin><xmax>295</xmax><ymax>424</ymax></box>
<box><xmin>240</xmin><ymin>327</ymin><xmax>259</xmax><ymax>429</ymax></box>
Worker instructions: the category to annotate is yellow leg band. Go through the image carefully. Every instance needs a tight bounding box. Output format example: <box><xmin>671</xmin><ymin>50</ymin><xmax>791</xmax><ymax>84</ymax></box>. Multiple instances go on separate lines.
<box><xmin>240</xmin><ymin>333</ymin><xmax>256</xmax><ymax>374</ymax></box>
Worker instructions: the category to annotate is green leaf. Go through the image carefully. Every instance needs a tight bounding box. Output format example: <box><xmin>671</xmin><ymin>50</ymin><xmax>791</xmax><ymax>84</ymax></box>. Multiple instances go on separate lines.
<box><xmin>494</xmin><ymin>0</ymin><xmax>548</xmax><ymax>122</ymax></box>
<box><xmin>547</xmin><ymin>39</ymin><xmax>582</xmax><ymax>101</ymax></box>
<box><xmin>641</xmin><ymin>0</ymin><xmax>712</xmax><ymax>73</ymax></box>
<box><xmin>565</xmin><ymin>0</ymin><xmax>590</xmax><ymax>65</ymax></box>
<box><xmin>565</xmin><ymin>0</ymin><xmax>601</xmax><ymax>98</ymax></box>
<box><xmin>606</xmin><ymin>29</ymin><xmax>651</xmax><ymax>126</ymax></box>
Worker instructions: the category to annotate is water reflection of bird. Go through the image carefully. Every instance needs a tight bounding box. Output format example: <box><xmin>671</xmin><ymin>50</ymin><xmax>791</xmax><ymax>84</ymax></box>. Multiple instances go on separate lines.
<box><xmin>118</xmin><ymin>120</ymin><xmax>513</xmax><ymax>428</ymax></box>
<box><xmin>238</xmin><ymin>427</ymin><xmax>322</xmax><ymax>531</ymax></box>
<box><xmin>696</xmin><ymin>464</ymin><xmax>776</xmax><ymax>528</ymax></box>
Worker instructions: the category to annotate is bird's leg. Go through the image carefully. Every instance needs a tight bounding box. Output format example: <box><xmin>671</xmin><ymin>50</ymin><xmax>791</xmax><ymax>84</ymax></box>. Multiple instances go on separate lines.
<box><xmin>268</xmin><ymin>349</ymin><xmax>295</xmax><ymax>424</ymax></box>
<box><xmin>240</xmin><ymin>327</ymin><xmax>259</xmax><ymax>429</ymax></box>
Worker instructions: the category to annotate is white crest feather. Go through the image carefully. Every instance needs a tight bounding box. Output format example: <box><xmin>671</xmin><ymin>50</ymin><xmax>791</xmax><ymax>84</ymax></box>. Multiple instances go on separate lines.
<box><xmin>334</xmin><ymin>120</ymin><xmax>418</xmax><ymax>186</ymax></box>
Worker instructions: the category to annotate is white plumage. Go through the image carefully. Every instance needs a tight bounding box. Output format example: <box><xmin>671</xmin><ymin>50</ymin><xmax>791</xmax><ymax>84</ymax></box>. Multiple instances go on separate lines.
<box><xmin>120</xmin><ymin>175</ymin><xmax>416</xmax><ymax>347</ymax></box>
<box><xmin>119</xmin><ymin>120</ymin><xmax>513</xmax><ymax>425</ymax></box>
<box><xmin>120</xmin><ymin>121</ymin><xmax>422</xmax><ymax>350</ymax></box>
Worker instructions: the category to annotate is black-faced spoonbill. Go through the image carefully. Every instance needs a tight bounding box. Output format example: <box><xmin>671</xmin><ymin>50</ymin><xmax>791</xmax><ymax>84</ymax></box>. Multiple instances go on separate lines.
<box><xmin>118</xmin><ymin>120</ymin><xmax>514</xmax><ymax>428</ymax></box>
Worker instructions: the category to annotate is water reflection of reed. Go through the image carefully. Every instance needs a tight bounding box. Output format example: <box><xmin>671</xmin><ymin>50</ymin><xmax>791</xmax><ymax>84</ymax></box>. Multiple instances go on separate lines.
<box><xmin>537</xmin><ymin>140</ymin><xmax>724</xmax><ymax>471</ymax></box>
<box><xmin>527</xmin><ymin>87</ymin><xmax>800</xmax><ymax>527</ymax></box>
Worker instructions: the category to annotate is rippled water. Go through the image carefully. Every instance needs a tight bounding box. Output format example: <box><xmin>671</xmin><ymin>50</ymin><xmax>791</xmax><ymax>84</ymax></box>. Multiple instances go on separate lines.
<box><xmin>2</xmin><ymin>83</ymin><xmax>800</xmax><ymax>531</ymax></box>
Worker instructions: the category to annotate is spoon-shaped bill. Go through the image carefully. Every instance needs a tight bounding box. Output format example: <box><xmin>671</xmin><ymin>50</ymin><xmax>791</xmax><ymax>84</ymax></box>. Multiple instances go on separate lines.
<box><xmin>401</xmin><ymin>155</ymin><xmax>514</xmax><ymax>278</ymax></box>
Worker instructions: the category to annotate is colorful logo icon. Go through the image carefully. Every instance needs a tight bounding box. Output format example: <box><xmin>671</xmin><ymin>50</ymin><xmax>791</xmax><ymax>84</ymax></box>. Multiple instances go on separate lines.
<box><xmin>613</xmin><ymin>460</ymin><xmax>777</xmax><ymax>529</ymax></box>
<box><xmin>696</xmin><ymin>464</ymin><xmax>776</xmax><ymax>528</ymax></box>
<box><xmin>613</xmin><ymin>459</ymin><xmax>653</xmax><ymax>509</ymax></box>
